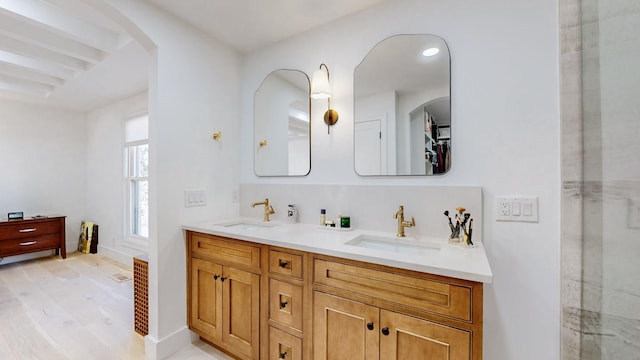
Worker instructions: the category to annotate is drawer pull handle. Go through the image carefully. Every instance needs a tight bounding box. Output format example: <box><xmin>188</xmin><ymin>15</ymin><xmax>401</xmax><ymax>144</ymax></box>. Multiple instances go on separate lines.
<box><xmin>367</xmin><ymin>322</ymin><xmax>374</xmax><ymax>331</ymax></box>
<box><xmin>20</xmin><ymin>241</ymin><xmax>37</xmax><ymax>246</ymax></box>
<box><xmin>19</xmin><ymin>228</ymin><xmax>37</xmax><ymax>233</ymax></box>
<box><xmin>220</xmin><ymin>277</ymin><xmax>227</xmax><ymax>282</ymax></box>
<box><xmin>279</xmin><ymin>260</ymin><xmax>289</xmax><ymax>268</ymax></box>
<box><xmin>381</xmin><ymin>327</ymin><xmax>390</xmax><ymax>336</ymax></box>
<box><xmin>280</xmin><ymin>351</ymin><xmax>287</xmax><ymax>359</ymax></box>
<box><xmin>280</xmin><ymin>301</ymin><xmax>288</xmax><ymax>309</ymax></box>
<box><xmin>213</xmin><ymin>274</ymin><xmax>220</xmax><ymax>280</ymax></box>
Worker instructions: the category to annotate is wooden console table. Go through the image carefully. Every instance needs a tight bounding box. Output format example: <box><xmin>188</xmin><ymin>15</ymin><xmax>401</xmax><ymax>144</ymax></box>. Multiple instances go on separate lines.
<box><xmin>0</xmin><ymin>216</ymin><xmax>66</xmax><ymax>259</ymax></box>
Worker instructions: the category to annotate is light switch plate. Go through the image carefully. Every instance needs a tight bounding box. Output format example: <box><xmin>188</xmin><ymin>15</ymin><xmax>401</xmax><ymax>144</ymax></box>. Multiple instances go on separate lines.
<box><xmin>184</xmin><ymin>189</ymin><xmax>207</xmax><ymax>207</ymax></box>
<box><xmin>496</xmin><ymin>196</ymin><xmax>538</xmax><ymax>222</ymax></box>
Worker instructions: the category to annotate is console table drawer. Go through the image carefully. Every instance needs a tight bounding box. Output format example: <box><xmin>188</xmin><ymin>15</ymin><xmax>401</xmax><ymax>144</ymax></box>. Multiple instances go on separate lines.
<box><xmin>0</xmin><ymin>220</ymin><xmax>60</xmax><ymax>239</ymax></box>
<box><xmin>0</xmin><ymin>233</ymin><xmax>61</xmax><ymax>256</ymax></box>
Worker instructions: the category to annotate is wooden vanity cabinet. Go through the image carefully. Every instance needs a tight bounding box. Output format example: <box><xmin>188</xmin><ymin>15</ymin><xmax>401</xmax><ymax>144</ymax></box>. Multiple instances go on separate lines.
<box><xmin>186</xmin><ymin>231</ymin><xmax>483</xmax><ymax>360</ymax></box>
<box><xmin>312</xmin><ymin>256</ymin><xmax>483</xmax><ymax>360</ymax></box>
<box><xmin>187</xmin><ymin>232</ymin><xmax>261</xmax><ymax>360</ymax></box>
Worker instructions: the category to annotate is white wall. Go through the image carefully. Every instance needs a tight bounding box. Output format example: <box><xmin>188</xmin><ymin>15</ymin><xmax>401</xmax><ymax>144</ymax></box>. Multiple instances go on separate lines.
<box><xmin>0</xmin><ymin>99</ymin><xmax>86</xmax><ymax>262</ymax></box>
<box><xmin>241</xmin><ymin>0</ymin><xmax>560</xmax><ymax>359</ymax></box>
<box><xmin>92</xmin><ymin>1</ymin><xmax>242</xmax><ymax>358</ymax></box>
<box><xmin>85</xmin><ymin>92</ymin><xmax>148</xmax><ymax>263</ymax></box>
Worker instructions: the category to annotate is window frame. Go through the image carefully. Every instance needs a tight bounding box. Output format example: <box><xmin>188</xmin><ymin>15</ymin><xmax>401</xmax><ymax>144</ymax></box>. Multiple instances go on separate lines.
<box><xmin>124</xmin><ymin>114</ymin><xmax>149</xmax><ymax>251</ymax></box>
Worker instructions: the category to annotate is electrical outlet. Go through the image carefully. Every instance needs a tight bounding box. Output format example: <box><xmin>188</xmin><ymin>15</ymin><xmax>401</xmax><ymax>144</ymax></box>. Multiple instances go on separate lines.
<box><xmin>231</xmin><ymin>188</ymin><xmax>239</xmax><ymax>203</ymax></box>
<box><xmin>496</xmin><ymin>196</ymin><xmax>539</xmax><ymax>222</ymax></box>
<box><xmin>499</xmin><ymin>199</ymin><xmax>510</xmax><ymax>216</ymax></box>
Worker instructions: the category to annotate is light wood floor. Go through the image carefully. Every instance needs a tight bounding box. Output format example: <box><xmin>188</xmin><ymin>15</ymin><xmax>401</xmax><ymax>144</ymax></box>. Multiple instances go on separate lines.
<box><xmin>0</xmin><ymin>252</ymin><xmax>231</xmax><ymax>360</ymax></box>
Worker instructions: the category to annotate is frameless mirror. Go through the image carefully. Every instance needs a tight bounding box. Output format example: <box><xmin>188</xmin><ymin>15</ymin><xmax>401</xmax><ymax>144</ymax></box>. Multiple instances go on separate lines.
<box><xmin>254</xmin><ymin>69</ymin><xmax>311</xmax><ymax>176</ymax></box>
<box><xmin>354</xmin><ymin>34</ymin><xmax>451</xmax><ymax>176</ymax></box>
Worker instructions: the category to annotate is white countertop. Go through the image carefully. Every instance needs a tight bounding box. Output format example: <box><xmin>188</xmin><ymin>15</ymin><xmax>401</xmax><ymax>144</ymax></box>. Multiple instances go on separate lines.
<box><xmin>183</xmin><ymin>218</ymin><xmax>493</xmax><ymax>284</ymax></box>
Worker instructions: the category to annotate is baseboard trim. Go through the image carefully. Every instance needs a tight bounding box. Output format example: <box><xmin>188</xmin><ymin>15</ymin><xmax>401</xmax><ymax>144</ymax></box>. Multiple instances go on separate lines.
<box><xmin>98</xmin><ymin>245</ymin><xmax>147</xmax><ymax>266</ymax></box>
<box><xmin>144</xmin><ymin>326</ymin><xmax>192</xmax><ymax>359</ymax></box>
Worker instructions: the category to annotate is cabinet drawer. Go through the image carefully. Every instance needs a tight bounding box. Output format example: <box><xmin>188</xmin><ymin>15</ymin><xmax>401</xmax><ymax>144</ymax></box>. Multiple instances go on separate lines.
<box><xmin>0</xmin><ymin>234</ymin><xmax>61</xmax><ymax>257</ymax></box>
<box><xmin>314</xmin><ymin>259</ymin><xmax>472</xmax><ymax>322</ymax></box>
<box><xmin>269</xmin><ymin>279</ymin><xmax>303</xmax><ymax>331</ymax></box>
<box><xmin>190</xmin><ymin>233</ymin><xmax>260</xmax><ymax>268</ymax></box>
<box><xmin>269</xmin><ymin>327</ymin><xmax>302</xmax><ymax>360</ymax></box>
<box><xmin>0</xmin><ymin>220</ymin><xmax>60</xmax><ymax>240</ymax></box>
<box><xmin>269</xmin><ymin>250</ymin><xmax>303</xmax><ymax>279</ymax></box>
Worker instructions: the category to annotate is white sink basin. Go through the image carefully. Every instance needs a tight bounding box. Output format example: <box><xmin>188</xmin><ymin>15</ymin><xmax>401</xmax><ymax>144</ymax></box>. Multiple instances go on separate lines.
<box><xmin>217</xmin><ymin>221</ymin><xmax>277</xmax><ymax>231</ymax></box>
<box><xmin>345</xmin><ymin>234</ymin><xmax>441</xmax><ymax>255</ymax></box>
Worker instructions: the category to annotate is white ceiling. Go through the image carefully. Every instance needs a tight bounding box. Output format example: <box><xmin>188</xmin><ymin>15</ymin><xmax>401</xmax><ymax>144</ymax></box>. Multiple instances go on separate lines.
<box><xmin>148</xmin><ymin>0</ymin><xmax>387</xmax><ymax>53</ymax></box>
<box><xmin>0</xmin><ymin>0</ymin><xmax>386</xmax><ymax>112</ymax></box>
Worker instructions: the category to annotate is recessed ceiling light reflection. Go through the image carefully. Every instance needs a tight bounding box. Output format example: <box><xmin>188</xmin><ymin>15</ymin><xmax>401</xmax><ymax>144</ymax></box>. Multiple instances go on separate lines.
<box><xmin>422</xmin><ymin>48</ymin><xmax>440</xmax><ymax>57</ymax></box>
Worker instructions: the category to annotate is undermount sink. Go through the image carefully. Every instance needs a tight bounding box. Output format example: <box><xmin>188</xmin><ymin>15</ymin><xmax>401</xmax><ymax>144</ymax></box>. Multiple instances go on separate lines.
<box><xmin>345</xmin><ymin>234</ymin><xmax>441</xmax><ymax>255</ymax></box>
<box><xmin>217</xmin><ymin>221</ymin><xmax>277</xmax><ymax>231</ymax></box>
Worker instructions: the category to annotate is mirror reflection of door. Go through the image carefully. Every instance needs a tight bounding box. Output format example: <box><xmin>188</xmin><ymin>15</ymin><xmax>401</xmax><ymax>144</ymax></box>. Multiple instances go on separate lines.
<box><xmin>355</xmin><ymin>116</ymin><xmax>384</xmax><ymax>175</ymax></box>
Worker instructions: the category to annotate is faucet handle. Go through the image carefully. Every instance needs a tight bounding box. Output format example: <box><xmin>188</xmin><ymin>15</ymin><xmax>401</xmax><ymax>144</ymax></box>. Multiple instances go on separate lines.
<box><xmin>409</xmin><ymin>216</ymin><xmax>415</xmax><ymax>226</ymax></box>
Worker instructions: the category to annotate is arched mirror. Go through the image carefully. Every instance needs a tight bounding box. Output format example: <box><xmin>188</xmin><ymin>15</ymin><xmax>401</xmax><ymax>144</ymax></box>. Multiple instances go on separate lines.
<box><xmin>354</xmin><ymin>34</ymin><xmax>451</xmax><ymax>176</ymax></box>
<box><xmin>254</xmin><ymin>69</ymin><xmax>311</xmax><ymax>176</ymax></box>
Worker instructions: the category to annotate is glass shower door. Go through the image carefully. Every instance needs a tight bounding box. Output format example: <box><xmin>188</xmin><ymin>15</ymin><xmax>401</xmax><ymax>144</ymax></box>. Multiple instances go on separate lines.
<box><xmin>580</xmin><ymin>0</ymin><xmax>640</xmax><ymax>358</ymax></box>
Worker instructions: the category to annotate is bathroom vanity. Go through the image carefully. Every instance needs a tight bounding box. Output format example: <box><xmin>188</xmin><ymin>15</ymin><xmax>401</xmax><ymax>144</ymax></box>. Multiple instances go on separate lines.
<box><xmin>185</xmin><ymin>220</ymin><xmax>491</xmax><ymax>360</ymax></box>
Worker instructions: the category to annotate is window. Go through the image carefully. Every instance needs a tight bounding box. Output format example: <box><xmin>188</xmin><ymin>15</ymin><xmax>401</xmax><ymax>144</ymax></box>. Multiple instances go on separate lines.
<box><xmin>125</xmin><ymin>115</ymin><xmax>149</xmax><ymax>246</ymax></box>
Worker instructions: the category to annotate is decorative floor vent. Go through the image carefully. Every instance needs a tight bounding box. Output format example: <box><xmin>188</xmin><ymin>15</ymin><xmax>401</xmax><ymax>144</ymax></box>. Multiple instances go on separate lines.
<box><xmin>133</xmin><ymin>256</ymin><xmax>149</xmax><ymax>336</ymax></box>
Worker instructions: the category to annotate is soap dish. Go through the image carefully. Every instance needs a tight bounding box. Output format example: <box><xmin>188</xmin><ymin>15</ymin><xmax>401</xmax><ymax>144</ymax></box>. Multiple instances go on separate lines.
<box><xmin>317</xmin><ymin>225</ymin><xmax>354</xmax><ymax>232</ymax></box>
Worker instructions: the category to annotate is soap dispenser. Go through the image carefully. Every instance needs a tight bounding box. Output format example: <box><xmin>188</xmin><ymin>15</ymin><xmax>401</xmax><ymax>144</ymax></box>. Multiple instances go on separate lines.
<box><xmin>287</xmin><ymin>205</ymin><xmax>298</xmax><ymax>223</ymax></box>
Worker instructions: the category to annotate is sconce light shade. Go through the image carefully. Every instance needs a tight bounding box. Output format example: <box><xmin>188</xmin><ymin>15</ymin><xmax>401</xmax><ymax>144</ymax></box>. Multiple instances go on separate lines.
<box><xmin>311</xmin><ymin>64</ymin><xmax>331</xmax><ymax>99</ymax></box>
<box><xmin>311</xmin><ymin>63</ymin><xmax>339</xmax><ymax>134</ymax></box>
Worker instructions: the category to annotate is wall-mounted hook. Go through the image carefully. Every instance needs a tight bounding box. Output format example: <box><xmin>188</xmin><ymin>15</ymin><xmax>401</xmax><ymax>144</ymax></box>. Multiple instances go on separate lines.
<box><xmin>212</xmin><ymin>131</ymin><xmax>221</xmax><ymax>141</ymax></box>
<box><xmin>259</xmin><ymin>140</ymin><xmax>267</xmax><ymax>148</ymax></box>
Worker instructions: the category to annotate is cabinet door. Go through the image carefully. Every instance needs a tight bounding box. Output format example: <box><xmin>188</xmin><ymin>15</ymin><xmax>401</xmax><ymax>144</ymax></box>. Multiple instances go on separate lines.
<box><xmin>313</xmin><ymin>292</ymin><xmax>379</xmax><ymax>360</ymax></box>
<box><xmin>222</xmin><ymin>266</ymin><xmax>260</xmax><ymax>360</ymax></box>
<box><xmin>190</xmin><ymin>258</ymin><xmax>223</xmax><ymax>342</ymax></box>
<box><xmin>380</xmin><ymin>310</ymin><xmax>471</xmax><ymax>360</ymax></box>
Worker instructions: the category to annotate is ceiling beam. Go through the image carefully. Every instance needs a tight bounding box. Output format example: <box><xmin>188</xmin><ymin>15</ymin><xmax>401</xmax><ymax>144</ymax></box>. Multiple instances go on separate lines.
<box><xmin>0</xmin><ymin>73</ymin><xmax>54</xmax><ymax>97</ymax></box>
<box><xmin>0</xmin><ymin>33</ymin><xmax>88</xmax><ymax>71</ymax></box>
<box><xmin>0</xmin><ymin>13</ymin><xmax>105</xmax><ymax>63</ymax></box>
<box><xmin>0</xmin><ymin>60</ymin><xmax>65</xmax><ymax>87</ymax></box>
<box><xmin>0</xmin><ymin>0</ymin><xmax>122</xmax><ymax>52</ymax></box>
<box><xmin>0</xmin><ymin>50</ymin><xmax>75</xmax><ymax>80</ymax></box>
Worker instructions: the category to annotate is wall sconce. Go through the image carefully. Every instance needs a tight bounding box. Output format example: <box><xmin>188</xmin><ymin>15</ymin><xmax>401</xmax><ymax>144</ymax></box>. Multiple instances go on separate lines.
<box><xmin>311</xmin><ymin>63</ymin><xmax>339</xmax><ymax>134</ymax></box>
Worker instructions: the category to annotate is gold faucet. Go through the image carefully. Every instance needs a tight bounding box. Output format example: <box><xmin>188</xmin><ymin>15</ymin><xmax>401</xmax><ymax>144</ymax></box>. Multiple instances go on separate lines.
<box><xmin>394</xmin><ymin>205</ymin><xmax>415</xmax><ymax>237</ymax></box>
<box><xmin>252</xmin><ymin>198</ymin><xmax>275</xmax><ymax>222</ymax></box>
